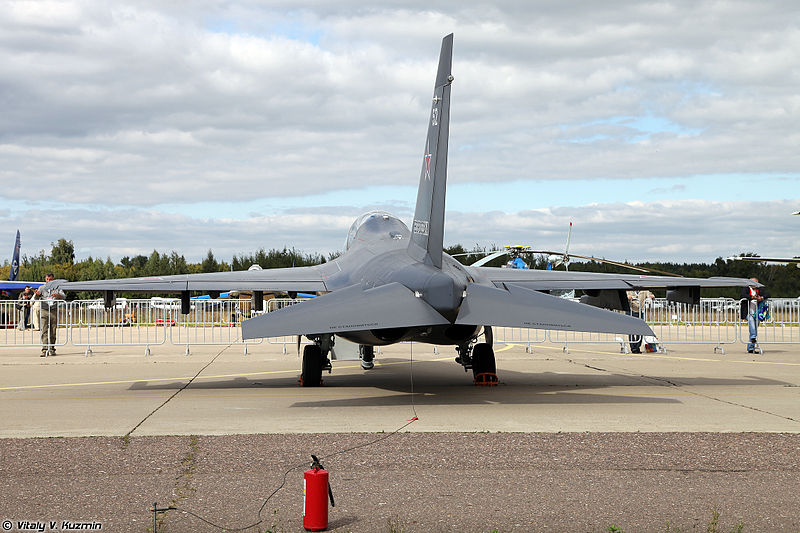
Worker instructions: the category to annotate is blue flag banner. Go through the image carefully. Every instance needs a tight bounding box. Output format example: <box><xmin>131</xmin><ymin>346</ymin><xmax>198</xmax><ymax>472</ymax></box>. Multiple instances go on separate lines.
<box><xmin>9</xmin><ymin>230</ymin><xmax>20</xmax><ymax>281</ymax></box>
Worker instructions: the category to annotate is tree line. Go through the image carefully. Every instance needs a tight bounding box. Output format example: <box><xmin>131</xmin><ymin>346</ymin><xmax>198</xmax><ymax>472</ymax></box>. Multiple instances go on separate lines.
<box><xmin>2</xmin><ymin>239</ymin><xmax>798</xmax><ymax>298</ymax></box>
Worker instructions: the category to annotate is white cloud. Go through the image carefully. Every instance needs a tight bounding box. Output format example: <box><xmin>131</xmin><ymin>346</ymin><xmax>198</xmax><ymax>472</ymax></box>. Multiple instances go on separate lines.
<box><xmin>4</xmin><ymin>199</ymin><xmax>798</xmax><ymax>267</ymax></box>
<box><xmin>1</xmin><ymin>1</ymin><xmax>798</xmax><ymax>265</ymax></box>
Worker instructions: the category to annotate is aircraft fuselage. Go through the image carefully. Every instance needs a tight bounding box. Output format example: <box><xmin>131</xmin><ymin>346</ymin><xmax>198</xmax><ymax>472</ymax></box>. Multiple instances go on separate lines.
<box><xmin>315</xmin><ymin>211</ymin><xmax>480</xmax><ymax>346</ymax></box>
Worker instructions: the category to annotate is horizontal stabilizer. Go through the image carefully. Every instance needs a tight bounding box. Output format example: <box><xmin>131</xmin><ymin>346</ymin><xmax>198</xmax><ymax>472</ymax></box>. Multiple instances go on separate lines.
<box><xmin>242</xmin><ymin>282</ymin><xmax>449</xmax><ymax>339</ymax></box>
<box><xmin>455</xmin><ymin>283</ymin><xmax>653</xmax><ymax>336</ymax></box>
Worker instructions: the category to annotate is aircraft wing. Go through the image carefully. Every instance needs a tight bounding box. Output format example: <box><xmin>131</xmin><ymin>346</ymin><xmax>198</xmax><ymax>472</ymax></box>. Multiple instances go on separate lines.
<box><xmin>728</xmin><ymin>256</ymin><xmax>800</xmax><ymax>264</ymax></box>
<box><xmin>467</xmin><ymin>266</ymin><xmax>755</xmax><ymax>291</ymax></box>
<box><xmin>0</xmin><ymin>281</ymin><xmax>44</xmax><ymax>290</ymax></box>
<box><xmin>52</xmin><ymin>265</ymin><xmax>328</xmax><ymax>293</ymax></box>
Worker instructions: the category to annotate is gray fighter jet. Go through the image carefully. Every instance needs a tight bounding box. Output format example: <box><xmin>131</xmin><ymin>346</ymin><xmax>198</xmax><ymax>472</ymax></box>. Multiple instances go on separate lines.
<box><xmin>52</xmin><ymin>34</ymin><xmax>755</xmax><ymax>386</ymax></box>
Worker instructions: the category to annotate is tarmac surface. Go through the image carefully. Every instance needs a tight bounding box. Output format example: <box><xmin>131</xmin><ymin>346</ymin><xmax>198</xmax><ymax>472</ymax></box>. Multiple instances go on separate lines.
<box><xmin>1</xmin><ymin>339</ymin><xmax>799</xmax><ymax>531</ymax></box>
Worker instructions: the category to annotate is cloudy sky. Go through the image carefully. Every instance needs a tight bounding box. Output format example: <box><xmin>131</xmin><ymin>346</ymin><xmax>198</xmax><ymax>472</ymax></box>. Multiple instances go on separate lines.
<box><xmin>1</xmin><ymin>0</ymin><xmax>798</xmax><ymax>267</ymax></box>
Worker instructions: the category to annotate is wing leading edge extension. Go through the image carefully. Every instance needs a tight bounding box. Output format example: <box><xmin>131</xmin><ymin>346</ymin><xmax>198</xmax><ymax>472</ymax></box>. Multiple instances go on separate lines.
<box><xmin>241</xmin><ymin>282</ymin><xmax>450</xmax><ymax>339</ymax></box>
<box><xmin>456</xmin><ymin>283</ymin><xmax>654</xmax><ymax>336</ymax></box>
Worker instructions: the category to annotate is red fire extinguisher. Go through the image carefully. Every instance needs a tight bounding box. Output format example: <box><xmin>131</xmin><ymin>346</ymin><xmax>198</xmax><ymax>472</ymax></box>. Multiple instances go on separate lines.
<box><xmin>303</xmin><ymin>455</ymin><xmax>335</xmax><ymax>531</ymax></box>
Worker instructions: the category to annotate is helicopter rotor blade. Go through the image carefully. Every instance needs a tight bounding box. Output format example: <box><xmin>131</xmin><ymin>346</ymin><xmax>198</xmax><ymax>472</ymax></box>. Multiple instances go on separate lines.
<box><xmin>562</xmin><ymin>253</ymin><xmax>683</xmax><ymax>277</ymax></box>
<box><xmin>471</xmin><ymin>250</ymin><xmax>511</xmax><ymax>267</ymax></box>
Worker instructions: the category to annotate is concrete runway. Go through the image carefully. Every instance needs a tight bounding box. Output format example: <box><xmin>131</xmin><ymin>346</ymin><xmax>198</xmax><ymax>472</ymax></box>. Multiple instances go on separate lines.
<box><xmin>1</xmin><ymin>340</ymin><xmax>799</xmax><ymax>531</ymax></box>
<box><xmin>1</xmin><ymin>340</ymin><xmax>799</xmax><ymax>437</ymax></box>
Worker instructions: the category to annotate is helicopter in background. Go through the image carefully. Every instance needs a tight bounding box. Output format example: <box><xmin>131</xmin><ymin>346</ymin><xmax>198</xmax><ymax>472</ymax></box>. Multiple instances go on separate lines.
<box><xmin>455</xmin><ymin>222</ymin><xmax>681</xmax><ymax>275</ymax></box>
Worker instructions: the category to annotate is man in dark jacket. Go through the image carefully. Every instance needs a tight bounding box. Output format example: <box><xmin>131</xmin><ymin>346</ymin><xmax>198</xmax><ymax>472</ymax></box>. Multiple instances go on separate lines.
<box><xmin>740</xmin><ymin>278</ymin><xmax>769</xmax><ymax>353</ymax></box>
<box><xmin>16</xmin><ymin>285</ymin><xmax>33</xmax><ymax>330</ymax></box>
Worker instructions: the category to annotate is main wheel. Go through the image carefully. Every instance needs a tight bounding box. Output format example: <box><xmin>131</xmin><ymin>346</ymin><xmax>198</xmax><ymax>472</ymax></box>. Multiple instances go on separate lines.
<box><xmin>301</xmin><ymin>345</ymin><xmax>323</xmax><ymax>387</ymax></box>
<box><xmin>471</xmin><ymin>343</ymin><xmax>496</xmax><ymax>379</ymax></box>
<box><xmin>360</xmin><ymin>345</ymin><xmax>375</xmax><ymax>370</ymax></box>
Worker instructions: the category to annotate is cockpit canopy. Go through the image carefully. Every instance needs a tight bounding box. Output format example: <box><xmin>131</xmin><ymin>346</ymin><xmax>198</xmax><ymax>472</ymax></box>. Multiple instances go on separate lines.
<box><xmin>345</xmin><ymin>211</ymin><xmax>410</xmax><ymax>250</ymax></box>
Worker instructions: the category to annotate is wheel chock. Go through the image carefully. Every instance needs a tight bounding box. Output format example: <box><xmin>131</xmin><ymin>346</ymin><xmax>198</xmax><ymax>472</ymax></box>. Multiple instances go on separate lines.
<box><xmin>298</xmin><ymin>376</ymin><xmax>324</xmax><ymax>386</ymax></box>
<box><xmin>474</xmin><ymin>372</ymin><xmax>498</xmax><ymax>386</ymax></box>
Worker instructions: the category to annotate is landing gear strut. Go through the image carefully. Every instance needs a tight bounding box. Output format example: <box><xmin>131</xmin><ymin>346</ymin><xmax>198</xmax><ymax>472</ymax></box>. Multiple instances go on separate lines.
<box><xmin>455</xmin><ymin>327</ymin><xmax>497</xmax><ymax>385</ymax></box>
<box><xmin>359</xmin><ymin>345</ymin><xmax>375</xmax><ymax>370</ymax></box>
<box><xmin>301</xmin><ymin>334</ymin><xmax>333</xmax><ymax>387</ymax></box>
<box><xmin>455</xmin><ymin>343</ymin><xmax>473</xmax><ymax>369</ymax></box>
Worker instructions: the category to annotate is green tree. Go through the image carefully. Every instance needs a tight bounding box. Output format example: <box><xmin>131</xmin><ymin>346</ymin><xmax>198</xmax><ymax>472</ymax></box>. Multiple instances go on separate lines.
<box><xmin>200</xmin><ymin>250</ymin><xmax>220</xmax><ymax>273</ymax></box>
<box><xmin>232</xmin><ymin>247</ymin><xmax>327</xmax><ymax>270</ymax></box>
<box><xmin>50</xmin><ymin>238</ymin><xmax>75</xmax><ymax>265</ymax></box>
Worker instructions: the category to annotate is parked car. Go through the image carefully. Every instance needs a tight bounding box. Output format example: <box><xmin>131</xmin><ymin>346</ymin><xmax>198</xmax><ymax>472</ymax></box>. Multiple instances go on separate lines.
<box><xmin>87</xmin><ymin>297</ymin><xmax>128</xmax><ymax>311</ymax></box>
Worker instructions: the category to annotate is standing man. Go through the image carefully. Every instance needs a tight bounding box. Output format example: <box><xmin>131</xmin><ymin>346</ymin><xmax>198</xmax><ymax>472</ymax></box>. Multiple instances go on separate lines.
<box><xmin>626</xmin><ymin>290</ymin><xmax>655</xmax><ymax>353</ymax></box>
<box><xmin>740</xmin><ymin>278</ymin><xmax>768</xmax><ymax>353</ymax></box>
<box><xmin>16</xmin><ymin>285</ymin><xmax>33</xmax><ymax>330</ymax></box>
<box><xmin>34</xmin><ymin>273</ymin><xmax>65</xmax><ymax>356</ymax></box>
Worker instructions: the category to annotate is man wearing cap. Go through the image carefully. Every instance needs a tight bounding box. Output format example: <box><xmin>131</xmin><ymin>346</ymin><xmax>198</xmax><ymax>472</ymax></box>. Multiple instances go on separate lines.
<box><xmin>33</xmin><ymin>273</ymin><xmax>65</xmax><ymax>356</ymax></box>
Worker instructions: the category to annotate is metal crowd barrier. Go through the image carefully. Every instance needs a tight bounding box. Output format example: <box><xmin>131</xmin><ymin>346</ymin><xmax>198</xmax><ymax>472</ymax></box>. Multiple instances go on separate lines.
<box><xmin>737</xmin><ymin>298</ymin><xmax>800</xmax><ymax>350</ymax></box>
<box><xmin>0</xmin><ymin>300</ymin><xmax>71</xmax><ymax>355</ymax></box>
<box><xmin>0</xmin><ymin>298</ymin><xmax>264</xmax><ymax>356</ymax></box>
<box><xmin>493</xmin><ymin>326</ymin><xmax>547</xmax><ymax>353</ymax></box>
<box><xmin>69</xmin><ymin>299</ymin><xmax>169</xmax><ymax>356</ymax></box>
<box><xmin>642</xmin><ymin>298</ymin><xmax>739</xmax><ymax>354</ymax></box>
<box><xmin>544</xmin><ymin>298</ymin><xmax>640</xmax><ymax>354</ymax></box>
<box><xmin>0</xmin><ymin>296</ymin><xmax>798</xmax><ymax>356</ymax></box>
<box><xmin>168</xmin><ymin>298</ymin><xmax>263</xmax><ymax>355</ymax></box>
<box><xmin>547</xmin><ymin>329</ymin><xmax>630</xmax><ymax>354</ymax></box>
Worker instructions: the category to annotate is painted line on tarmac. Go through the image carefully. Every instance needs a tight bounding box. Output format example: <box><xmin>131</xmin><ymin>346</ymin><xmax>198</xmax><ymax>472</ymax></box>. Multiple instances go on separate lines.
<box><xmin>531</xmin><ymin>343</ymin><xmax>800</xmax><ymax>367</ymax></box>
<box><xmin>0</xmin><ymin>343</ymin><xmax>517</xmax><ymax>392</ymax></box>
<box><xmin>0</xmin><ymin>369</ymin><xmax>300</xmax><ymax>391</ymax></box>
<box><xmin>0</xmin><ymin>354</ymin><xmax>462</xmax><ymax>392</ymax></box>
<box><xmin>1</xmin><ymin>390</ymin><xmax>412</xmax><ymax>401</ymax></box>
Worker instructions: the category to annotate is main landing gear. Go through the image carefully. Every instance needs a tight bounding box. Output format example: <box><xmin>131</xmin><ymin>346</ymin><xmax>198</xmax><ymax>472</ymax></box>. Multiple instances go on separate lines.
<box><xmin>301</xmin><ymin>335</ymin><xmax>333</xmax><ymax>387</ymax></box>
<box><xmin>455</xmin><ymin>327</ymin><xmax>498</xmax><ymax>386</ymax></box>
<box><xmin>359</xmin><ymin>345</ymin><xmax>375</xmax><ymax>370</ymax></box>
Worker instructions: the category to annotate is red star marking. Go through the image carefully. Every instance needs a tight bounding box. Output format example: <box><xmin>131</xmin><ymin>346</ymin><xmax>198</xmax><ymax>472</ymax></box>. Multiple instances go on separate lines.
<box><xmin>424</xmin><ymin>152</ymin><xmax>432</xmax><ymax>179</ymax></box>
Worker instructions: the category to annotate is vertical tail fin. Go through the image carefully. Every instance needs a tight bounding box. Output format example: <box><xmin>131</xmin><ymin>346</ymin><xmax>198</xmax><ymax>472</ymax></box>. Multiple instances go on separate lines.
<box><xmin>9</xmin><ymin>230</ymin><xmax>20</xmax><ymax>281</ymax></box>
<box><xmin>408</xmin><ymin>34</ymin><xmax>453</xmax><ymax>269</ymax></box>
